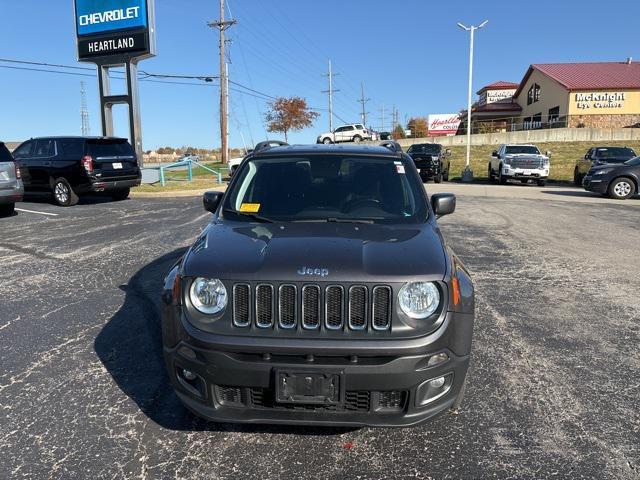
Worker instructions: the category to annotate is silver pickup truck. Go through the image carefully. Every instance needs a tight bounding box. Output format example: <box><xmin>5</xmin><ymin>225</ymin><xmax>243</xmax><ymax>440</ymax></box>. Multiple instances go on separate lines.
<box><xmin>489</xmin><ymin>144</ymin><xmax>550</xmax><ymax>186</ymax></box>
<box><xmin>0</xmin><ymin>142</ymin><xmax>24</xmax><ymax>216</ymax></box>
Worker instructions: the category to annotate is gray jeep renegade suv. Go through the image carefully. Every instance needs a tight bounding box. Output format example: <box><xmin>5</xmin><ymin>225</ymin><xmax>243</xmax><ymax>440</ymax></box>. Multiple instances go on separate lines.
<box><xmin>161</xmin><ymin>142</ymin><xmax>475</xmax><ymax>427</ymax></box>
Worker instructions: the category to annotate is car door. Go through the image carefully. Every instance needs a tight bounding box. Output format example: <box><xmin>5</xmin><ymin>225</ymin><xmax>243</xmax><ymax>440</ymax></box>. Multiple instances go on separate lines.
<box><xmin>29</xmin><ymin>139</ymin><xmax>57</xmax><ymax>189</ymax></box>
<box><xmin>340</xmin><ymin>126</ymin><xmax>355</xmax><ymax>142</ymax></box>
<box><xmin>11</xmin><ymin>140</ymin><xmax>35</xmax><ymax>188</ymax></box>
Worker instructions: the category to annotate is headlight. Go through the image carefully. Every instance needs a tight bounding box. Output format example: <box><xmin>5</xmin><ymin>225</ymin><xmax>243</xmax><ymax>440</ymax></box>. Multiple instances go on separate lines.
<box><xmin>398</xmin><ymin>282</ymin><xmax>440</xmax><ymax>319</ymax></box>
<box><xmin>595</xmin><ymin>169</ymin><xmax>612</xmax><ymax>175</ymax></box>
<box><xmin>189</xmin><ymin>278</ymin><xmax>227</xmax><ymax>315</ymax></box>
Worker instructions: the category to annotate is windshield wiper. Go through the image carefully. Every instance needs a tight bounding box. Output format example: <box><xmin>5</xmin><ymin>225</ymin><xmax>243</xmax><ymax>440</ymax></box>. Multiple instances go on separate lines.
<box><xmin>326</xmin><ymin>217</ymin><xmax>375</xmax><ymax>224</ymax></box>
<box><xmin>223</xmin><ymin>208</ymin><xmax>274</xmax><ymax>223</ymax></box>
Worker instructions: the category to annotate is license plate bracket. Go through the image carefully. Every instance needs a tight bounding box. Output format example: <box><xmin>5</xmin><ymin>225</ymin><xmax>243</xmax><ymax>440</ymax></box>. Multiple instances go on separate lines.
<box><xmin>275</xmin><ymin>370</ymin><xmax>343</xmax><ymax>405</ymax></box>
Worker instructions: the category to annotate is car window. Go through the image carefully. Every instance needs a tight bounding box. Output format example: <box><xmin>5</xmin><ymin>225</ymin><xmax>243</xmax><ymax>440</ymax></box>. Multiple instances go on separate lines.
<box><xmin>355</xmin><ymin>125</ymin><xmax>364</xmax><ymax>130</ymax></box>
<box><xmin>334</xmin><ymin>127</ymin><xmax>345</xmax><ymax>133</ymax></box>
<box><xmin>59</xmin><ymin>139</ymin><xmax>85</xmax><ymax>157</ymax></box>
<box><xmin>12</xmin><ymin>141</ymin><xmax>33</xmax><ymax>158</ymax></box>
<box><xmin>595</xmin><ymin>148</ymin><xmax>636</xmax><ymax>159</ymax></box>
<box><xmin>225</xmin><ymin>155</ymin><xmax>427</xmax><ymax>224</ymax></box>
<box><xmin>0</xmin><ymin>144</ymin><xmax>13</xmax><ymax>162</ymax></box>
<box><xmin>33</xmin><ymin>139</ymin><xmax>55</xmax><ymax>157</ymax></box>
<box><xmin>409</xmin><ymin>144</ymin><xmax>440</xmax><ymax>154</ymax></box>
<box><xmin>505</xmin><ymin>146</ymin><xmax>540</xmax><ymax>155</ymax></box>
<box><xmin>624</xmin><ymin>156</ymin><xmax>640</xmax><ymax>166</ymax></box>
<box><xmin>345</xmin><ymin>126</ymin><xmax>355</xmax><ymax>131</ymax></box>
<box><xmin>86</xmin><ymin>140</ymin><xmax>135</xmax><ymax>157</ymax></box>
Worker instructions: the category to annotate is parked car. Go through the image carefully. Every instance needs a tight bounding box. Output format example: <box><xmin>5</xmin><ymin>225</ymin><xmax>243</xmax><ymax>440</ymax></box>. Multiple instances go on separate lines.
<box><xmin>12</xmin><ymin>137</ymin><xmax>141</xmax><ymax>206</ymax></box>
<box><xmin>0</xmin><ymin>142</ymin><xmax>24</xmax><ymax>216</ymax></box>
<box><xmin>317</xmin><ymin>124</ymin><xmax>372</xmax><ymax>144</ymax></box>
<box><xmin>489</xmin><ymin>144</ymin><xmax>550</xmax><ymax>186</ymax></box>
<box><xmin>573</xmin><ymin>146</ymin><xmax>637</xmax><ymax>186</ymax></box>
<box><xmin>161</xmin><ymin>141</ymin><xmax>474</xmax><ymax>427</ymax></box>
<box><xmin>379</xmin><ymin>131</ymin><xmax>392</xmax><ymax>141</ymax></box>
<box><xmin>583</xmin><ymin>156</ymin><xmax>640</xmax><ymax>199</ymax></box>
<box><xmin>228</xmin><ymin>150</ymin><xmax>253</xmax><ymax>177</ymax></box>
<box><xmin>407</xmin><ymin>143</ymin><xmax>451</xmax><ymax>183</ymax></box>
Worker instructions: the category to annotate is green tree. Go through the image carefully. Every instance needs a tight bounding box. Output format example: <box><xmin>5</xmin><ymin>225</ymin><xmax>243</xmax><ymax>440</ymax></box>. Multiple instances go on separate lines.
<box><xmin>392</xmin><ymin>124</ymin><xmax>406</xmax><ymax>140</ymax></box>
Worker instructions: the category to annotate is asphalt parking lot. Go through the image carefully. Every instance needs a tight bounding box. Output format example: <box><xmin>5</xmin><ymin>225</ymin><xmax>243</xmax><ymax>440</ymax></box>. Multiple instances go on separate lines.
<box><xmin>1</xmin><ymin>187</ymin><xmax>639</xmax><ymax>479</ymax></box>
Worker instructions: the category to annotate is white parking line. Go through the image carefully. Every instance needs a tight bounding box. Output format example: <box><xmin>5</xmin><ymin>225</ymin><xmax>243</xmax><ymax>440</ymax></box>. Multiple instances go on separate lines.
<box><xmin>15</xmin><ymin>208</ymin><xmax>59</xmax><ymax>217</ymax></box>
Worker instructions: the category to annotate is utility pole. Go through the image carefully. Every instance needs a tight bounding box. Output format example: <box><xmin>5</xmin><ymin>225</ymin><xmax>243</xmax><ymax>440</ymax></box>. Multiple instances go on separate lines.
<box><xmin>379</xmin><ymin>103</ymin><xmax>386</xmax><ymax>132</ymax></box>
<box><xmin>208</xmin><ymin>0</ymin><xmax>236</xmax><ymax>164</ymax></box>
<box><xmin>358</xmin><ymin>82</ymin><xmax>370</xmax><ymax>126</ymax></box>
<box><xmin>322</xmin><ymin>60</ymin><xmax>340</xmax><ymax>131</ymax></box>
<box><xmin>392</xmin><ymin>105</ymin><xmax>398</xmax><ymax>132</ymax></box>
<box><xmin>458</xmin><ymin>20</ymin><xmax>488</xmax><ymax>182</ymax></box>
<box><xmin>80</xmin><ymin>81</ymin><xmax>90</xmax><ymax>137</ymax></box>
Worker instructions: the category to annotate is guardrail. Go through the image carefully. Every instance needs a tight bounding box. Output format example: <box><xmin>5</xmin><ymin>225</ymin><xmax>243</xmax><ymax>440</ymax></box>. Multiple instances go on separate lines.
<box><xmin>143</xmin><ymin>157</ymin><xmax>225</xmax><ymax>186</ymax></box>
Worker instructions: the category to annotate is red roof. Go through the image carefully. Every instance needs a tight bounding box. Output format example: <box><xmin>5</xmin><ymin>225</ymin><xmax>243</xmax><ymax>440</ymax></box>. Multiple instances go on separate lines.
<box><xmin>515</xmin><ymin>62</ymin><xmax>640</xmax><ymax>96</ymax></box>
<box><xmin>477</xmin><ymin>81</ymin><xmax>519</xmax><ymax>94</ymax></box>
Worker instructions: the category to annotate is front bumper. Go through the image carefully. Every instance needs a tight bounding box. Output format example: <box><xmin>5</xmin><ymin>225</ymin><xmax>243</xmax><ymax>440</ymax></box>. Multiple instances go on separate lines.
<box><xmin>582</xmin><ymin>175</ymin><xmax>608</xmax><ymax>193</ymax></box>
<box><xmin>502</xmin><ymin>167</ymin><xmax>548</xmax><ymax>180</ymax></box>
<box><xmin>162</xmin><ymin>309</ymin><xmax>473</xmax><ymax>427</ymax></box>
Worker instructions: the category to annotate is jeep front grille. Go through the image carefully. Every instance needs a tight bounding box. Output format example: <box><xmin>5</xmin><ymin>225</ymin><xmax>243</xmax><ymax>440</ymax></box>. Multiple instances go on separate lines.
<box><xmin>232</xmin><ymin>283</ymin><xmax>392</xmax><ymax>332</ymax></box>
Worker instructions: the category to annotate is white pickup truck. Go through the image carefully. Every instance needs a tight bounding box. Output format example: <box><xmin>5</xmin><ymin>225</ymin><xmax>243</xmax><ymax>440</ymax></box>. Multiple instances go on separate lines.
<box><xmin>489</xmin><ymin>144</ymin><xmax>551</xmax><ymax>186</ymax></box>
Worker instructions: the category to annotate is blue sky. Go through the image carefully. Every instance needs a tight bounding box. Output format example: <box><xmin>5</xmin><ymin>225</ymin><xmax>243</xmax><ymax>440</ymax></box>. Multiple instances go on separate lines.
<box><xmin>1</xmin><ymin>0</ymin><xmax>639</xmax><ymax>150</ymax></box>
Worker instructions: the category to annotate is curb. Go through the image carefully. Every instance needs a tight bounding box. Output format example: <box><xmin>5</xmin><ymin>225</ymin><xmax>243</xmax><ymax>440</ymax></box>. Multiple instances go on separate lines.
<box><xmin>131</xmin><ymin>184</ymin><xmax>228</xmax><ymax>198</ymax></box>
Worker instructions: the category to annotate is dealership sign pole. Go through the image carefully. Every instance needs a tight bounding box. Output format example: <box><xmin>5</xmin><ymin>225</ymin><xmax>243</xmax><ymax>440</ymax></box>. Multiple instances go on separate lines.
<box><xmin>74</xmin><ymin>0</ymin><xmax>157</xmax><ymax>167</ymax></box>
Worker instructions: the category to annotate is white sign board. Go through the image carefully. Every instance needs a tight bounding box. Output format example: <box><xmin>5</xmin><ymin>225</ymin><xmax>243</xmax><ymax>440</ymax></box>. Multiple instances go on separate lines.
<box><xmin>428</xmin><ymin>114</ymin><xmax>461</xmax><ymax>136</ymax></box>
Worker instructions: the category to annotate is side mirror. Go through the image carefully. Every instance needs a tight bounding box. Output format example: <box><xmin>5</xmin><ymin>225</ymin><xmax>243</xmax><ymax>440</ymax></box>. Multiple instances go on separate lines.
<box><xmin>203</xmin><ymin>191</ymin><xmax>224</xmax><ymax>214</ymax></box>
<box><xmin>431</xmin><ymin>193</ymin><xmax>456</xmax><ymax>217</ymax></box>
<box><xmin>491</xmin><ymin>150</ymin><xmax>498</xmax><ymax>157</ymax></box>
<box><xmin>584</xmin><ymin>154</ymin><xmax>590</xmax><ymax>160</ymax></box>
<box><xmin>545</xmin><ymin>150</ymin><xmax>552</xmax><ymax>157</ymax></box>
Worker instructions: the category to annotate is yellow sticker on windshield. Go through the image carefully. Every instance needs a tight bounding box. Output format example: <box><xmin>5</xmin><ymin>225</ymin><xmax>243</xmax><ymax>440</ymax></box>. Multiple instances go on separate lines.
<box><xmin>240</xmin><ymin>203</ymin><xmax>261</xmax><ymax>213</ymax></box>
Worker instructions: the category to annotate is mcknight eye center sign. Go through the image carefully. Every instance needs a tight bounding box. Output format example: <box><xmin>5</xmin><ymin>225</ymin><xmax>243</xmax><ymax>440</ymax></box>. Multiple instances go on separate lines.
<box><xmin>74</xmin><ymin>0</ymin><xmax>155</xmax><ymax>61</ymax></box>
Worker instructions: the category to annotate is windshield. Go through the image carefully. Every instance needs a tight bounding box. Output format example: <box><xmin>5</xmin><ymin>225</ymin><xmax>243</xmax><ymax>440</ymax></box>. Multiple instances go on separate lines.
<box><xmin>505</xmin><ymin>146</ymin><xmax>540</xmax><ymax>155</ymax></box>
<box><xmin>409</xmin><ymin>144</ymin><xmax>440</xmax><ymax>154</ymax></box>
<box><xmin>625</xmin><ymin>156</ymin><xmax>640</xmax><ymax>166</ymax></box>
<box><xmin>595</xmin><ymin>147</ymin><xmax>636</xmax><ymax>160</ymax></box>
<box><xmin>224</xmin><ymin>155</ymin><xmax>427</xmax><ymax>224</ymax></box>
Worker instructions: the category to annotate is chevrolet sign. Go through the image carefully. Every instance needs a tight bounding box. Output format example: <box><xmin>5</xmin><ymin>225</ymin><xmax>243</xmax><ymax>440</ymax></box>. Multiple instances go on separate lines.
<box><xmin>75</xmin><ymin>0</ymin><xmax>148</xmax><ymax>36</ymax></box>
<box><xmin>74</xmin><ymin>0</ymin><xmax>155</xmax><ymax>61</ymax></box>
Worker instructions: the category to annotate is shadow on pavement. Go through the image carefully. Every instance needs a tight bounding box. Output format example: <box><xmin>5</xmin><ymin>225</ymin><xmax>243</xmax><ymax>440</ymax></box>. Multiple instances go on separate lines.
<box><xmin>22</xmin><ymin>192</ymin><xmax>128</xmax><ymax>206</ymax></box>
<box><xmin>540</xmin><ymin>190</ymin><xmax>604</xmax><ymax>198</ymax></box>
<box><xmin>95</xmin><ymin>248</ymin><xmax>354</xmax><ymax>436</ymax></box>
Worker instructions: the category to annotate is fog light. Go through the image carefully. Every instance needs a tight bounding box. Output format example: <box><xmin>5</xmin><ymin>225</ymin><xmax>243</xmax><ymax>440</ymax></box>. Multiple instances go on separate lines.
<box><xmin>427</xmin><ymin>352</ymin><xmax>449</xmax><ymax>367</ymax></box>
<box><xmin>429</xmin><ymin>376</ymin><xmax>446</xmax><ymax>388</ymax></box>
<box><xmin>182</xmin><ymin>369</ymin><xmax>197</xmax><ymax>381</ymax></box>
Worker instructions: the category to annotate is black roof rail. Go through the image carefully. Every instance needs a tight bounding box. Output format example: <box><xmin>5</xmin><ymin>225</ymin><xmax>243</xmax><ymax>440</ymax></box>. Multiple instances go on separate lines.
<box><xmin>379</xmin><ymin>140</ymin><xmax>403</xmax><ymax>153</ymax></box>
<box><xmin>253</xmin><ymin>140</ymin><xmax>289</xmax><ymax>153</ymax></box>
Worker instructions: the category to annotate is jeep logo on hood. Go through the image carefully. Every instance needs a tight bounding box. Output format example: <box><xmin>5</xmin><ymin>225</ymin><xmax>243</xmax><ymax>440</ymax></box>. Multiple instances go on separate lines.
<box><xmin>297</xmin><ymin>266</ymin><xmax>329</xmax><ymax>278</ymax></box>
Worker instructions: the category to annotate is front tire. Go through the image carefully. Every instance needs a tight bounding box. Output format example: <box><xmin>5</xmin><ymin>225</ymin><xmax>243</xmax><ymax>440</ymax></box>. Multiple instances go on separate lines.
<box><xmin>498</xmin><ymin>165</ymin><xmax>507</xmax><ymax>185</ymax></box>
<box><xmin>488</xmin><ymin>164</ymin><xmax>495</xmax><ymax>183</ymax></box>
<box><xmin>52</xmin><ymin>178</ymin><xmax>79</xmax><ymax>207</ymax></box>
<box><xmin>537</xmin><ymin>179</ymin><xmax>547</xmax><ymax>187</ymax></box>
<box><xmin>322</xmin><ymin>137</ymin><xmax>332</xmax><ymax>144</ymax></box>
<box><xmin>443</xmin><ymin>164</ymin><xmax>450</xmax><ymax>181</ymax></box>
<box><xmin>0</xmin><ymin>203</ymin><xmax>15</xmax><ymax>216</ymax></box>
<box><xmin>434</xmin><ymin>172</ymin><xmax>443</xmax><ymax>184</ymax></box>
<box><xmin>111</xmin><ymin>188</ymin><xmax>130</xmax><ymax>201</ymax></box>
<box><xmin>608</xmin><ymin>177</ymin><xmax>636</xmax><ymax>199</ymax></box>
<box><xmin>573</xmin><ymin>168</ymin><xmax>583</xmax><ymax>186</ymax></box>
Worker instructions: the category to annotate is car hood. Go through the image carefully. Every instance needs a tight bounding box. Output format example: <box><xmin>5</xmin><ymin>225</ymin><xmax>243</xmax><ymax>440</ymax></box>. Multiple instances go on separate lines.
<box><xmin>182</xmin><ymin>220</ymin><xmax>448</xmax><ymax>283</ymax></box>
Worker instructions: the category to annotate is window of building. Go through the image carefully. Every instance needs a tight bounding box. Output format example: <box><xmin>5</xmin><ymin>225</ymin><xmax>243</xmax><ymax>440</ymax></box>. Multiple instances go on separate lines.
<box><xmin>548</xmin><ymin>106</ymin><xmax>560</xmax><ymax>126</ymax></box>
<box><xmin>523</xmin><ymin>117</ymin><xmax>532</xmax><ymax>130</ymax></box>
<box><xmin>527</xmin><ymin>83</ymin><xmax>541</xmax><ymax>105</ymax></box>
<box><xmin>532</xmin><ymin>113</ymin><xmax>542</xmax><ymax>129</ymax></box>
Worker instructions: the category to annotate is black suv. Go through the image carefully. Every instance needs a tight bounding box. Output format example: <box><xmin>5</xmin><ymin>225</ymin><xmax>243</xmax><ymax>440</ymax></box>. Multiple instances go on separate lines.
<box><xmin>12</xmin><ymin>137</ymin><xmax>141</xmax><ymax>206</ymax></box>
<box><xmin>406</xmin><ymin>143</ymin><xmax>451</xmax><ymax>183</ymax></box>
<box><xmin>161</xmin><ymin>142</ymin><xmax>475</xmax><ymax>427</ymax></box>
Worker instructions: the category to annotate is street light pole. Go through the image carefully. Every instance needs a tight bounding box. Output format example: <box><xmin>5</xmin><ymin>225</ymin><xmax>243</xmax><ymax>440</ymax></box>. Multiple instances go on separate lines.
<box><xmin>458</xmin><ymin>20</ymin><xmax>488</xmax><ymax>182</ymax></box>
